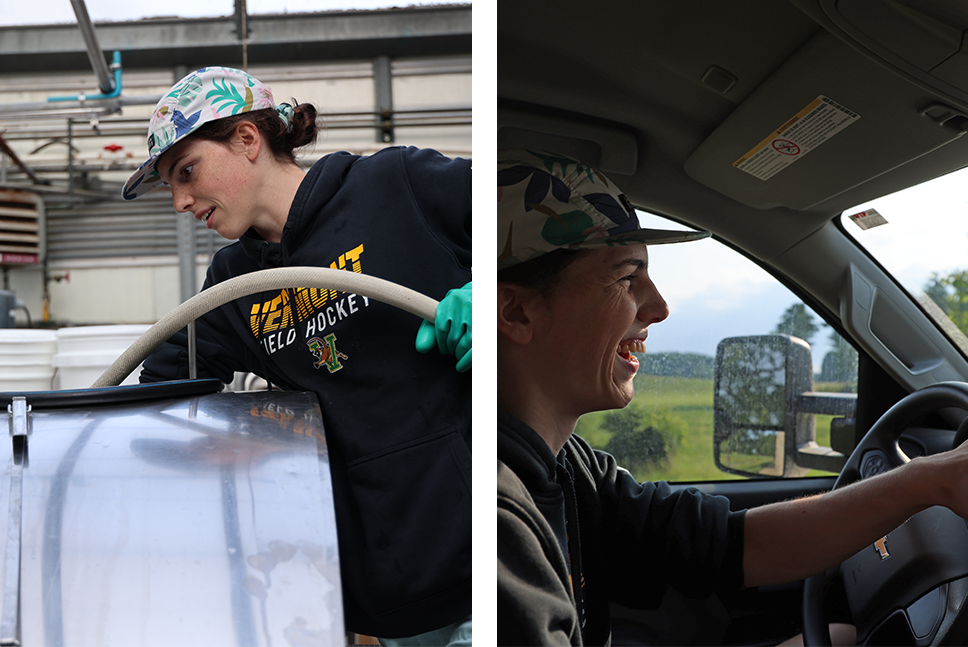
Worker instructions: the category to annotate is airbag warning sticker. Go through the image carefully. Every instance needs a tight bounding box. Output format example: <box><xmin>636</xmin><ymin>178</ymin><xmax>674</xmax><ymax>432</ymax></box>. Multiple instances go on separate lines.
<box><xmin>733</xmin><ymin>96</ymin><xmax>860</xmax><ymax>181</ymax></box>
<box><xmin>847</xmin><ymin>208</ymin><xmax>888</xmax><ymax>230</ymax></box>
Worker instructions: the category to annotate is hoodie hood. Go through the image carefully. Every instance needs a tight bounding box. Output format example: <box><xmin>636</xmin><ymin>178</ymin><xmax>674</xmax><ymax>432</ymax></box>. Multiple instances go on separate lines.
<box><xmin>239</xmin><ymin>151</ymin><xmax>361</xmax><ymax>268</ymax></box>
<box><xmin>498</xmin><ymin>406</ymin><xmax>559</xmax><ymax>491</ymax></box>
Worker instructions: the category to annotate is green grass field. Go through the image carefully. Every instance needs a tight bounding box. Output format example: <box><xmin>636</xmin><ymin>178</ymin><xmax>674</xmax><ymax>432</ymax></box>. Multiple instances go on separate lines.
<box><xmin>575</xmin><ymin>374</ymin><xmax>842</xmax><ymax>483</ymax></box>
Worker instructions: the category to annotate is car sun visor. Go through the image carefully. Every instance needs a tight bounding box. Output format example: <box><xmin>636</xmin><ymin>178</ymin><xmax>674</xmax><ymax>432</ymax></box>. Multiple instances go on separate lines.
<box><xmin>804</xmin><ymin>0</ymin><xmax>968</xmax><ymax>110</ymax></box>
<box><xmin>684</xmin><ymin>30</ymin><xmax>965</xmax><ymax>210</ymax></box>
<box><xmin>497</xmin><ymin>106</ymin><xmax>639</xmax><ymax>176</ymax></box>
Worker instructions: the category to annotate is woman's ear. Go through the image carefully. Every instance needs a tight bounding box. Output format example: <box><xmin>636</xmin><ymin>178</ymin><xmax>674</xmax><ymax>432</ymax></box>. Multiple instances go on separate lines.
<box><xmin>234</xmin><ymin>121</ymin><xmax>262</xmax><ymax>161</ymax></box>
<box><xmin>497</xmin><ymin>283</ymin><xmax>538</xmax><ymax>345</ymax></box>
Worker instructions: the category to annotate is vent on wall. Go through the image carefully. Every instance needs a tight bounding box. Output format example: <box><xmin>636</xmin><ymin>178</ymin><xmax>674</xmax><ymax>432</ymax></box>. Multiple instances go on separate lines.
<box><xmin>0</xmin><ymin>190</ymin><xmax>43</xmax><ymax>266</ymax></box>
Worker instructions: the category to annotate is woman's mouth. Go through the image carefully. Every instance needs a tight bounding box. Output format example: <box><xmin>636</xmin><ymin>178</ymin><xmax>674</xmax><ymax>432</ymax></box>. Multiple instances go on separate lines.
<box><xmin>617</xmin><ymin>339</ymin><xmax>646</xmax><ymax>358</ymax></box>
<box><xmin>616</xmin><ymin>339</ymin><xmax>646</xmax><ymax>370</ymax></box>
<box><xmin>199</xmin><ymin>207</ymin><xmax>215</xmax><ymax>228</ymax></box>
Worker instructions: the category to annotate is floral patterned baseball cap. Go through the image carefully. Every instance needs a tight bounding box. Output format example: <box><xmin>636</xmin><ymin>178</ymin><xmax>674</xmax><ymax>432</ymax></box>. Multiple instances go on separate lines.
<box><xmin>497</xmin><ymin>149</ymin><xmax>710</xmax><ymax>270</ymax></box>
<box><xmin>122</xmin><ymin>67</ymin><xmax>276</xmax><ymax>200</ymax></box>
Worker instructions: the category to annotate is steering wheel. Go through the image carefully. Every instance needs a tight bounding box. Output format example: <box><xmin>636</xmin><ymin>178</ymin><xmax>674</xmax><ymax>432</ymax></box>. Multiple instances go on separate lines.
<box><xmin>802</xmin><ymin>382</ymin><xmax>968</xmax><ymax>646</ymax></box>
<box><xmin>91</xmin><ymin>267</ymin><xmax>439</xmax><ymax>387</ymax></box>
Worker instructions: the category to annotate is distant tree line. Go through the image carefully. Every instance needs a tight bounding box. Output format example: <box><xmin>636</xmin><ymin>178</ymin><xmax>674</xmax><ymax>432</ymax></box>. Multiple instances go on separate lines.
<box><xmin>638</xmin><ymin>352</ymin><xmax>714</xmax><ymax>379</ymax></box>
<box><xmin>637</xmin><ymin>303</ymin><xmax>858</xmax><ymax>382</ymax></box>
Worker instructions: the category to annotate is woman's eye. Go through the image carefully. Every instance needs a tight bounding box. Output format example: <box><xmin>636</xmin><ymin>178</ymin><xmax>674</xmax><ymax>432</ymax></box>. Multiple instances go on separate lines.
<box><xmin>180</xmin><ymin>164</ymin><xmax>194</xmax><ymax>179</ymax></box>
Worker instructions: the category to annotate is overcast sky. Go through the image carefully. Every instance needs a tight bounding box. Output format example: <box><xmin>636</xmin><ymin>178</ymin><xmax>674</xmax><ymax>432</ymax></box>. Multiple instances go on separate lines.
<box><xmin>0</xmin><ymin>0</ymin><xmax>449</xmax><ymax>25</ymax></box>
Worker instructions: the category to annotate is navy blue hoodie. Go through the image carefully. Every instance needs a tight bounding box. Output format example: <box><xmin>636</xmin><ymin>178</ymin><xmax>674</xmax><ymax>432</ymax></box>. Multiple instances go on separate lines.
<box><xmin>142</xmin><ymin>146</ymin><xmax>472</xmax><ymax>637</ymax></box>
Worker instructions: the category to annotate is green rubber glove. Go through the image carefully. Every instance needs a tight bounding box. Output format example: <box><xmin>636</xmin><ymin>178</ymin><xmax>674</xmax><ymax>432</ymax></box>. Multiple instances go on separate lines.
<box><xmin>415</xmin><ymin>281</ymin><xmax>471</xmax><ymax>372</ymax></box>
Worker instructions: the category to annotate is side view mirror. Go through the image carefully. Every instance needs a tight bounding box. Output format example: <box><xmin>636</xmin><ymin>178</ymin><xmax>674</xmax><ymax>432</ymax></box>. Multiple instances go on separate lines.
<box><xmin>713</xmin><ymin>335</ymin><xmax>857</xmax><ymax>478</ymax></box>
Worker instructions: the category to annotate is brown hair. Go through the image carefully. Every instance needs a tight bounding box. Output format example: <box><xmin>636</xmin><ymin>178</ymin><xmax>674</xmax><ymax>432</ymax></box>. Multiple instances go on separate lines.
<box><xmin>497</xmin><ymin>249</ymin><xmax>586</xmax><ymax>297</ymax></box>
<box><xmin>190</xmin><ymin>100</ymin><xmax>318</xmax><ymax>165</ymax></box>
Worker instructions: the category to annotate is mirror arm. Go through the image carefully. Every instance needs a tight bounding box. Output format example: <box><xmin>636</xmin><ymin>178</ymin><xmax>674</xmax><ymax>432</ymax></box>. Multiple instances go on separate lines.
<box><xmin>796</xmin><ymin>392</ymin><xmax>857</xmax><ymax>416</ymax></box>
<box><xmin>796</xmin><ymin>441</ymin><xmax>847</xmax><ymax>473</ymax></box>
<box><xmin>795</xmin><ymin>393</ymin><xmax>857</xmax><ymax>472</ymax></box>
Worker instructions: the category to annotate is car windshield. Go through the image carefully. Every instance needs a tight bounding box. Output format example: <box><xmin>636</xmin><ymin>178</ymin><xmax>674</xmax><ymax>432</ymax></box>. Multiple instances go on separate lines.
<box><xmin>839</xmin><ymin>166</ymin><xmax>968</xmax><ymax>359</ymax></box>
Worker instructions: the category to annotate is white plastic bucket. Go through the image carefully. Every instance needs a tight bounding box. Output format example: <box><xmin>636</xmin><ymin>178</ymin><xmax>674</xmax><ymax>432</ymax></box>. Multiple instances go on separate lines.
<box><xmin>53</xmin><ymin>325</ymin><xmax>152</xmax><ymax>390</ymax></box>
<box><xmin>0</xmin><ymin>329</ymin><xmax>57</xmax><ymax>391</ymax></box>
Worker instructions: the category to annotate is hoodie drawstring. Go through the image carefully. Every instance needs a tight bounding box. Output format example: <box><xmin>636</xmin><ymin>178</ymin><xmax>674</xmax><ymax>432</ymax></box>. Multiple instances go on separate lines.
<box><xmin>558</xmin><ymin>457</ymin><xmax>587</xmax><ymax>636</ymax></box>
<box><xmin>281</xmin><ymin>225</ymin><xmax>292</xmax><ymax>267</ymax></box>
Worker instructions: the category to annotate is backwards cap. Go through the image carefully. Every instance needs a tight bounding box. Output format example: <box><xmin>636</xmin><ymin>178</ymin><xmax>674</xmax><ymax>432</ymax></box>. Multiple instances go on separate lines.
<box><xmin>497</xmin><ymin>149</ymin><xmax>710</xmax><ymax>270</ymax></box>
<box><xmin>122</xmin><ymin>67</ymin><xmax>280</xmax><ymax>200</ymax></box>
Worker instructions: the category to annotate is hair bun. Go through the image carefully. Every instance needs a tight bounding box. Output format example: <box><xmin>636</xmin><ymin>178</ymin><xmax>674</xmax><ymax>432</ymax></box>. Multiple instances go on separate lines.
<box><xmin>287</xmin><ymin>102</ymin><xmax>319</xmax><ymax>150</ymax></box>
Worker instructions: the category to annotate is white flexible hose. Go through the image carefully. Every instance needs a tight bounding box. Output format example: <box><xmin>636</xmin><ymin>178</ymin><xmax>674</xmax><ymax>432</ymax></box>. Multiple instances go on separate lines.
<box><xmin>92</xmin><ymin>267</ymin><xmax>439</xmax><ymax>388</ymax></box>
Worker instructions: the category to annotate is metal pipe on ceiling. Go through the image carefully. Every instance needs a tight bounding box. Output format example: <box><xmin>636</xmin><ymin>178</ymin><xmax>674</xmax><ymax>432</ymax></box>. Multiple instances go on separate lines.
<box><xmin>0</xmin><ymin>103</ymin><xmax>120</xmax><ymax>122</ymax></box>
<box><xmin>235</xmin><ymin>0</ymin><xmax>249</xmax><ymax>70</ymax></box>
<box><xmin>0</xmin><ymin>95</ymin><xmax>161</xmax><ymax>122</ymax></box>
<box><xmin>48</xmin><ymin>51</ymin><xmax>122</xmax><ymax>102</ymax></box>
<box><xmin>0</xmin><ymin>0</ymin><xmax>163</xmax><ymax>121</ymax></box>
<box><xmin>70</xmin><ymin>0</ymin><xmax>114</xmax><ymax>95</ymax></box>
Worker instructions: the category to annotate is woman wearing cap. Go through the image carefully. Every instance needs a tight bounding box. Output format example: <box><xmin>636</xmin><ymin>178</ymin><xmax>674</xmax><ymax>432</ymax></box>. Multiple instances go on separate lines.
<box><xmin>124</xmin><ymin>67</ymin><xmax>471</xmax><ymax>646</ymax></box>
<box><xmin>497</xmin><ymin>150</ymin><xmax>968</xmax><ymax>646</ymax></box>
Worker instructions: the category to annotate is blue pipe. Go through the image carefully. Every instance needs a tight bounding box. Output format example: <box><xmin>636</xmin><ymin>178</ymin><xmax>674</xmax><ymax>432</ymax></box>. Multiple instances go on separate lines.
<box><xmin>48</xmin><ymin>51</ymin><xmax>122</xmax><ymax>102</ymax></box>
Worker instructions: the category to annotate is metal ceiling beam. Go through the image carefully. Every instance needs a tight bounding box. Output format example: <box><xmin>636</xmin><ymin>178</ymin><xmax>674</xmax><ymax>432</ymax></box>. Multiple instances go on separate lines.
<box><xmin>0</xmin><ymin>6</ymin><xmax>471</xmax><ymax>73</ymax></box>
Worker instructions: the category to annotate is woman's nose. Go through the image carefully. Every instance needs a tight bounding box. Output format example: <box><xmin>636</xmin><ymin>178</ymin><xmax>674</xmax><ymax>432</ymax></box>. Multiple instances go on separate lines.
<box><xmin>171</xmin><ymin>186</ymin><xmax>194</xmax><ymax>213</ymax></box>
<box><xmin>639</xmin><ymin>281</ymin><xmax>670</xmax><ymax>325</ymax></box>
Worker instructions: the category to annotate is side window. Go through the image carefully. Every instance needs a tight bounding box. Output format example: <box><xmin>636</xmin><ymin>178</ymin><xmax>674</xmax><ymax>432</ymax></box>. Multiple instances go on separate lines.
<box><xmin>576</xmin><ymin>211</ymin><xmax>857</xmax><ymax>481</ymax></box>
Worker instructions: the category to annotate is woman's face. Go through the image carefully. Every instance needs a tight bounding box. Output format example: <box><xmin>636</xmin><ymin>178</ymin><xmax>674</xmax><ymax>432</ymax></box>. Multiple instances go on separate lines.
<box><xmin>530</xmin><ymin>245</ymin><xmax>669</xmax><ymax>417</ymax></box>
<box><xmin>158</xmin><ymin>134</ymin><xmax>256</xmax><ymax>241</ymax></box>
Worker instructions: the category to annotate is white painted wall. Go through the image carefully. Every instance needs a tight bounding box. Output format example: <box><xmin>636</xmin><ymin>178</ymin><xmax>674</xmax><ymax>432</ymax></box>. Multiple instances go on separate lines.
<box><xmin>6</xmin><ymin>259</ymin><xmax>210</xmax><ymax>326</ymax></box>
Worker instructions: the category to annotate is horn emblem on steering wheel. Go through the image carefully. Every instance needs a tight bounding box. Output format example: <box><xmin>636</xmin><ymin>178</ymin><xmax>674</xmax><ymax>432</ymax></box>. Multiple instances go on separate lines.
<box><xmin>873</xmin><ymin>536</ymin><xmax>890</xmax><ymax>560</ymax></box>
